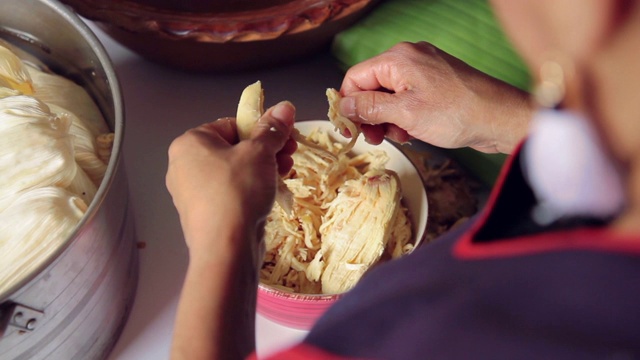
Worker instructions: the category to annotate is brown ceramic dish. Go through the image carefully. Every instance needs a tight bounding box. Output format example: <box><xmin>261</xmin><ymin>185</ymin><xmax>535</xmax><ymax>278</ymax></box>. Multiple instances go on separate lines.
<box><xmin>60</xmin><ymin>0</ymin><xmax>378</xmax><ymax>72</ymax></box>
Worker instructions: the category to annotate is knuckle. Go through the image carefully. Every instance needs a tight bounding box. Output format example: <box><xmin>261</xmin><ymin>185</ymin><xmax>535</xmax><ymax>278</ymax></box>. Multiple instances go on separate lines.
<box><xmin>355</xmin><ymin>92</ymin><xmax>382</xmax><ymax>124</ymax></box>
<box><xmin>167</xmin><ymin>136</ymin><xmax>186</xmax><ymax>158</ymax></box>
<box><xmin>366</xmin><ymin>92</ymin><xmax>381</xmax><ymax>122</ymax></box>
<box><xmin>414</xmin><ymin>41</ymin><xmax>437</xmax><ymax>52</ymax></box>
<box><xmin>390</xmin><ymin>41</ymin><xmax>412</xmax><ymax>53</ymax></box>
<box><xmin>168</xmin><ymin>129</ymin><xmax>199</xmax><ymax>156</ymax></box>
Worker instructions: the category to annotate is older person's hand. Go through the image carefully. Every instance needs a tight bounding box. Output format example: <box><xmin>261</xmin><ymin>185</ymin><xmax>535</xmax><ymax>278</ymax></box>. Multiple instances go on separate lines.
<box><xmin>339</xmin><ymin>41</ymin><xmax>532</xmax><ymax>153</ymax></box>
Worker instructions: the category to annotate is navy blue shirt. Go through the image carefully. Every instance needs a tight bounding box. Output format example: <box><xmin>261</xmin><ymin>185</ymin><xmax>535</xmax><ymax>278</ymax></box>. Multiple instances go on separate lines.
<box><xmin>264</xmin><ymin>151</ymin><xmax>640</xmax><ymax>360</ymax></box>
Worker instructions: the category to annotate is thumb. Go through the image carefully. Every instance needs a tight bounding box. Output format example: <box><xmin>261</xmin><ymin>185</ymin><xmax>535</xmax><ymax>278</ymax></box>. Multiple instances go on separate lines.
<box><xmin>339</xmin><ymin>91</ymin><xmax>399</xmax><ymax>125</ymax></box>
<box><xmin>250</xmin><ymin>101</ymin><xmax>296</xmax><ymax>153</ymax></box>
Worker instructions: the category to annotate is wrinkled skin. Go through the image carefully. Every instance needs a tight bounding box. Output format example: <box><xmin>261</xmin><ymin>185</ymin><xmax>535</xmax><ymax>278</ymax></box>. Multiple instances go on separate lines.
<box><xmin>339</xmin><ymin>41</ymin><xmax>532</xmax><ymax>153</ymax></box>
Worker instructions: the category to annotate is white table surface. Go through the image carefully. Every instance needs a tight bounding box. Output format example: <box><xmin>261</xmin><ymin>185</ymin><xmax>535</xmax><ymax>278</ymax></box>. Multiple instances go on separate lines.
<box><xmin>84</xmin><ymin>23</ymin><xmax>342</xmax><ymax>360</ymax></box>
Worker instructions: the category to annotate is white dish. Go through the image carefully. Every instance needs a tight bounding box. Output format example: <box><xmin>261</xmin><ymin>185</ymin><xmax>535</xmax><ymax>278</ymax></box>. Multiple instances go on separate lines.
<box><xmin>294</xmin><ymin>120</ymin><xmax>429</xmax><ymax>248</ymax></box>
<box><xmin>256</xmin><ymin>120</ymin><xmax>429</xmax><ymax>330</ymax></box>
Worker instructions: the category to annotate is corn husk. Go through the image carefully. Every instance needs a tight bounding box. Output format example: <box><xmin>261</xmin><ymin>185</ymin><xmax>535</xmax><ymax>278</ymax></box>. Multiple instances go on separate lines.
<box><xmin>49</xmin><ymin>103</ymin><xmax>107</xmax><ymax>185</ymax></box>
<box><xmin>0</xmin><ymin>39</ymin><xmax>47</xmax><ymax>71</ymax></box>
<box><xmin>27</xmin><ymin>63</ymin><xmax>109</xmax><ymax>136</ymax></box>
<box><xmin>0</xmin><ymin>95</ymin><xmax>76</xmax><ymax>207</ymax></box>
<box><xmin>65</xmin><ymin>166</ymin><xmax>97</xmax><ymax>206</ymax></box>
<box><xmin>0</xmin><ymin>187</ymin><xmax>87</xmax><ymax>294</ymax></box>
<box><xmin>0</xmin><ymin>44</ymin><xmax>33</xmax><ymax>95</ymax></box>
<box><xmin>0</xmin><ymin>42</ymin><xmax>114</xmax><ymax>296</ymax></box>
<box><xmin>236</xmin><ymin>81</ymin><xmax>294</xmax><ymax>213</ymax></box>
<box><xmin>0</xmin><ymin>84</ymin><xmax>20</xmax><ymax>98</ymax></box>
<box><xmin>236</xmin><ymin>80</ymin><xmax>263</xmax><ymax>141</ymax></box>
<box><xmin>96</xmin><ymin>133</ymin><xmax>114</xmax><ymax>165</ymax></box>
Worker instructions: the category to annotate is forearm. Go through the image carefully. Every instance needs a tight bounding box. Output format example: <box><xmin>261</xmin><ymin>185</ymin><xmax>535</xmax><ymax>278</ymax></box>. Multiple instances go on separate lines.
<box><xmin>165</xmin><ymin>100</ymin><xmax>294</xmax><ymax>360</ymax></box>
<box><xmin>171</xmin><ymin>224</ymin><xmax>262</xmax><ymax>360</ymax></box>
<box><xmin>467</xmin><ymin>73</ymin><xmax>534</xmax><ymax>154</ymax></box>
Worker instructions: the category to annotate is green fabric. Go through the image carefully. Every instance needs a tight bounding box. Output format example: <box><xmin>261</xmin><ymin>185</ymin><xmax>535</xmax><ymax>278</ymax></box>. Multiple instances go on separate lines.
<box><xmin>331</xmin><ymin>0</ymin><xmax>532</xmax><ymax>185</ymax></box>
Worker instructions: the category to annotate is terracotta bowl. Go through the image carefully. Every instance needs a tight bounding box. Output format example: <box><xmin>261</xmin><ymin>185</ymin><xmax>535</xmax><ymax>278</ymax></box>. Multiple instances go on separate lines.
<box><xmin>257</xmin><ymin>120</ymin><xmax>428</xmax><ymax>330</ymax></box>
<box><xmin>60</xmin><ymin>0</ymin><xmax>378</xmax><ymax>72</ymax></box>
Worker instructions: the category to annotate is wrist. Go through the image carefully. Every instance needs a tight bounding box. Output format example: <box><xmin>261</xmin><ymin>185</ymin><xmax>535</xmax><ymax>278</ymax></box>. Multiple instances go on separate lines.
<box><xmin>181</xmin><ymin>207</ymin><xmax>263</xmax><ymax>266</ymax></box>
<box><xmin>172</xmin><ymin>219</ymin><xmax>260</xmax><ymax>360</ymax></box>
<box><xmin>469</xmin><ymin>75</ymin><xmax>533</xmax><ymax>154</ymax></box>
<box><xmin>492</xmin><ymin>87</ymin><xmax>533</xmax><ymax>154</ymax></box>
<box><xmin>188</xmin><ymin>222</ymin><xmax>261</xmax><ymax>263</ymax></box>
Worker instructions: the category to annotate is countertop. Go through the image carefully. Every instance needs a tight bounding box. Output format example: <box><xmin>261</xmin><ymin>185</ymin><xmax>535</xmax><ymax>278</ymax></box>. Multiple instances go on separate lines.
<box><xmin>86</xmin><ymin>24</ymin><xmax>339</xmax><ymax>359</ymax></box>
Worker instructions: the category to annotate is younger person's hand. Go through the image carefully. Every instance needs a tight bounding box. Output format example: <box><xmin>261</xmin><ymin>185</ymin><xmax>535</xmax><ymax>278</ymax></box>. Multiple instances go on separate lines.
<box><xmin>165</xmin><ymin>101</ymin><xmax>297</xmax><ymax>258</ymax></box>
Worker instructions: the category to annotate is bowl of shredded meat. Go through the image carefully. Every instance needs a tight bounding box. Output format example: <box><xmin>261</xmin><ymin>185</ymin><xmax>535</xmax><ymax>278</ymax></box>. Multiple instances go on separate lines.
<box><xmin>257</xmin><ymin>119</ymin><xmax>428</xmax><ymax>329</ymax></box>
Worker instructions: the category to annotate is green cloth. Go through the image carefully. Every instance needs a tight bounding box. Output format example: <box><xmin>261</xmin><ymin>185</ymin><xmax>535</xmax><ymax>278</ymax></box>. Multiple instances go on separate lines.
<box><xmin>331</xmin><ymin>0</ymin><xmax>532</xmax><ymax>185</ymax></box>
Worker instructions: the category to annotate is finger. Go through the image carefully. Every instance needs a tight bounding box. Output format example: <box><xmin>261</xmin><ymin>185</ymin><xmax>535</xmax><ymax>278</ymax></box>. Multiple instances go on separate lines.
<box><xmin>341</xmin><ymin>64</ymin><xmax>383</xmax><ymax>94</ymax></box>
<box><xmin>276</xmin><ymin>138</ymin><xmax>297</xmax><ymax>175</ymax></box>
<box><xmin>341</xmin><ymin>54</ymin><xmax>394</xmax><ymax>94</ymax></box>
<box><xmin>251</xmin><ymin>101</ymin><xmax>296</xmax><ymax>153</ymax></box>
<box><xmin>280</xmin><ymin>137</ymin><xmax>298</xmax><ymax>157</ymax></box>
<box><xmin>195</xmin><ymin>117</ymin><xmax>239</xmax><ymax>145</ymax></box>
<box><xmin>384</xmin><ymin>124</ymin><xmax>413</xmax><ymax>143</ymax></box>
<box><xmin>276</xmin><ymin>152</ymin><xmax>294</xmax><ymax>176</ymax></box>
<box><xmin>361</xmin><ymin>124</ymin><xmax>386</xmax><ymax>145</ymax></box>
<box><xmin>339</xmin><ymin>90</ymin><xmax>400</xmax><ymax>125</ymax></box>
<box><xmin>341</xmin><ymin>42</ymin><xmax>417</xmax><ymax>95</ymax></box>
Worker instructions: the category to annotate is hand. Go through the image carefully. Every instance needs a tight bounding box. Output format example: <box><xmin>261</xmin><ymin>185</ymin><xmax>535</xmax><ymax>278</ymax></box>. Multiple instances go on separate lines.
<box><xmin>166</xmin><ymin>101</ymin><xmax>297</xmax><ymax>257</ymax></box>
<box><xmin>339</xmin><ymin>41</ymin><xmax>532</xmax><ymax>153</ymax></box>
<box><xmin>167</xmin><ymin>101</ymin><xmax>296</xmax><ymax>360</ymax></box>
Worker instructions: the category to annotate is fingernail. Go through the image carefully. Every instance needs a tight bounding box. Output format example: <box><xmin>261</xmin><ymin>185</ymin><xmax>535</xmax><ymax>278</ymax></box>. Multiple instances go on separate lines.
<box><xmin>271</xmin><ymin>101</ymin><xmax>295</xmax><ymax>121</ymax></box>
<box><xmin>339</xmin><ymin>97</ymin><xmax>356</xmax><ymax>118</ymax></box>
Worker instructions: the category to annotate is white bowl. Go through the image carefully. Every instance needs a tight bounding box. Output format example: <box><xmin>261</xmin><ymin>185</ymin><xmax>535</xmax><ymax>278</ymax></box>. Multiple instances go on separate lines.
<box><xmin>257</xmin><ymin>119</ymin><xmax>428</xmax><ymax>329</ymax></box>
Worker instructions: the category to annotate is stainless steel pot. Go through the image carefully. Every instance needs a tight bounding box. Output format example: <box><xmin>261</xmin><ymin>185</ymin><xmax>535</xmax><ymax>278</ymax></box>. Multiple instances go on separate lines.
<box><xmin>0</xmin><ymin>1</ymin><xmax>138</xmax><ymax>359</ymax></box>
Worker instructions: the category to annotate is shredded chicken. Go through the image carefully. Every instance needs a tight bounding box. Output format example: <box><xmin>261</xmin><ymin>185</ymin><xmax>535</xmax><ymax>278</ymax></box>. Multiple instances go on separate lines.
<box><xmin>261</xmin><ymin>128</ymin><xmax>414</xmax><ymax>294</ymax></box>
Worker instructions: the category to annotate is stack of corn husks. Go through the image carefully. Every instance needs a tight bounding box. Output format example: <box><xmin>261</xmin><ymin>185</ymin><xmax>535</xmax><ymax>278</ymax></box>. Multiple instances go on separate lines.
<box><xmin>0</xmin><ymin>41</ymin><xmax>113</xmax><ymax>294</ymax></box>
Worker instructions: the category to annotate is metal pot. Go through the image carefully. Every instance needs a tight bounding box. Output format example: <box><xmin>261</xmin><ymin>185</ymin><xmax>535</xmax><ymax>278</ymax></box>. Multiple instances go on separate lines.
<box><xmin>0</xmin><ymin>1</ymin><xmax>138</xmax><ymax>359</ymax></box>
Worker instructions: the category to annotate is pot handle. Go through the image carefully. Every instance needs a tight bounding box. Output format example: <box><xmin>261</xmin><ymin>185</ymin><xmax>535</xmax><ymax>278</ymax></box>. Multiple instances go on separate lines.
<box><xmin>0</xmin><ymin>302</ymin><xmax>44</xmax><ymax>338</ymax></box>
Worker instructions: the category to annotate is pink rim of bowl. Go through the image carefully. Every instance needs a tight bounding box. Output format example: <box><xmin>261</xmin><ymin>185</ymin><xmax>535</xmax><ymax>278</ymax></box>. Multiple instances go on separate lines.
<box><xmin>257</xmin><ymin>284</ymin><xmax>342</xmax><ymax>330</ymax></box>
